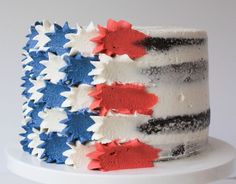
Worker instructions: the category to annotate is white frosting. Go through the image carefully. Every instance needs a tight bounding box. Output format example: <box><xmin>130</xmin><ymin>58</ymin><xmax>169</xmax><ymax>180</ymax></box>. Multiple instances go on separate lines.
<box><xmin>38</xmin><ymin>108</ymin><xmax>67</xmax><ymax>132</ymax></box>
<box><xmin>61</xmin><ymin>84</ymin><xmax>93</xmax><ymax>112</ymax></box>
<box><xmin>150</xmin><ymin>81</ymin><xmax>209</xmax><ymax>118</ymax></box>
<box><xmin>40</xmin><ymin>52</ymin><xmax>66</xmax><ymax>84</ymax></box>
<box><xmin>27</xmin><ymin>128</ymin><xmax>44</xmax><ymax>158</ymax></box>
<box><xmin>64</xmin><ymin>22</ymin><xmax>98</xmax><ymax>56</ymax></box>
<box><xmin>63</xmin><ymin>141</ymin><xmax>95</xmax><ymax>167</ymax></box>
<box><xmin>89</xmin><ymin>54</ymin><xmax>150</xmax><ymax>85</ymax></box>
<box><xmin>88</xmin><ymin>114</ymin><xmax>208</xmax><ymax>145</ymax></box>
<box><xmin>28</xmin><ymin>79</ymin><xmax>46</xmax><ymax>102</ymax></box>
<box><xmin>136</xmin><ymin>27</ymin><xmax>207</xmax><ymax>38</ymax></box>
<box><xmin>136</xmin><ymin>44</ymin><xmax>208</xmax><ymax>68</ymax></box>
<box><xmin>22</xmin><ymin>51</ymin><xmax>33</xmax><ymax>65</ymax></box>
<box><xmin>31</xmin><ymin>20</ymin><xmax>53</xmax><ymax>52</ymax></box>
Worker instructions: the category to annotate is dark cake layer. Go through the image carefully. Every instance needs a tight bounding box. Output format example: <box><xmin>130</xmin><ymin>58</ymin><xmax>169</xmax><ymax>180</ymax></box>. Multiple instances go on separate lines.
<box><xmin>138</xmin><ymin>109</ymin><xmax>210</xmax><ymax>134</ymax></box>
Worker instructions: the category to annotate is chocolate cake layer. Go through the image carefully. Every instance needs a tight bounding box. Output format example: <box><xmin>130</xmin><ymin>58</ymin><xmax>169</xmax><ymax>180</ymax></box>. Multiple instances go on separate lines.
<box><xmin>141</xmin><ymin>59</ymin><xmax>208</xmax><ymax>83</ymax></box>
<box><xmin>139</xmin><ymin>37</ymin><xmax>206</xmax><ymax>51</ymax></box>
<box><xmin>138</xmin><ymin>109</ymin><xmax>210</xmax><ymax>134</ymax></box>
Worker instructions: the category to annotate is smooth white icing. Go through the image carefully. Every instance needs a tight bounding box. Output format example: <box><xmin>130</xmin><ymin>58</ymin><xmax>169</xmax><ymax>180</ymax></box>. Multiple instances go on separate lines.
<box><xmin>150</xmin><ymin>81</ymin><xmax>209</xmax><ymax>118</ymax></box>
<box><xmin>40</xmin><ymin>52</ymin><xmax>66</xmax><ymax>84</ymax></box>
<box><xmin>38</xmin><ymin>108</ymin><xmax>67</xmax><ymax>132</ymax></box>
<box><xmin>136</xmin><ymin>44</ymin><xmax>208</xmax><ymax>67</ymax></box>
<box><xmin>136</xmin><ymin>27</ymin><xmax>207</xmax><ymax>38</ymax></box>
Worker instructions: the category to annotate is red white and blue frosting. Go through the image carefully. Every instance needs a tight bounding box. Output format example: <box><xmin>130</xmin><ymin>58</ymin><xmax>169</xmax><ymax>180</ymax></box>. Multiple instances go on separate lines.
<box><xmin>20</xmin><ymin>19</ymin><xmax>210</xmax><ymax>171</ymax></box>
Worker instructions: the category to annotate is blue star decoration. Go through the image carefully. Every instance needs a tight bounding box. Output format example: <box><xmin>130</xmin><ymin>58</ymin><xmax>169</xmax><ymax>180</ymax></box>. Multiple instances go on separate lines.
<box><xmin>23</xmin><ymin>21</ymin><xmax>42</xmax><ymax>52</ymax></box>
<box><xmin>38</xmin><ymin>82</ymin><xmax>70</xmax><ymax>108</ymax></box>
<box><xmin>20</xmin><ymin>124</ymin><xmax>33</xmax><ymax>154</ymax></box>
<box><xmin>28</xmin><ymin>51</ymin><xmax>48</xmax><ymax>79</ymax></box>
<box><xmin>38</xmin><ymin>132</ymin><xmax>70</xmax><ymax>164</ymax></box>
<box><xmin>61</xmin><ymin>54</ymin><xmax>99</xmax><ymax>86</ymax></box>
<box><xmin>25</xmin><ymin>101</ymin><xmax>46</xmax><ymax>129</ymax></box>
<box><xmin>45</xmin><ymin>22</ymin><xmax>76</xmax><ymax>56</ymax></box>
<box><xmin>21</xmin><ymin>73</ymin><xmax>33</xmax><ymax>99</ymax></box>
<box><xmin>61</xmin><ymin>109</ymin><xmax>97</xmax><ymax>144</ymax></box>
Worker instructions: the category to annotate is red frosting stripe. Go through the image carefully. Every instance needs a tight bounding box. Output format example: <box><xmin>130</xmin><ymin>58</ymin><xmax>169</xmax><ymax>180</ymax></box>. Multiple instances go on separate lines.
<box><xmin>87</xmin><ymin>139</ymin><xmax>161</xmax><ymax>172</ymax></box>
<box><xmin>89</xmin><ymin>83</ymin><xmax>158</xmax><ymax>116</ymax></box>
<box><xmin>91</xmin><ymin>19</ymin><xmax>148</xmax><ymax>59</ymax></box>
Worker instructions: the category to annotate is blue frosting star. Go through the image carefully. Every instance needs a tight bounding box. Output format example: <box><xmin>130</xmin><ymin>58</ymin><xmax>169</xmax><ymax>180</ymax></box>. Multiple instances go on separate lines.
<box><xmin>38</xmin><ymin>132</ymin><xmax>70</xmax><ymax>164</ymax></box>
<box><xmin>21</xmin><ymin>74</ymin><xmax>33</xmax><ymax>99</ymax></box>
<box><xmin>45</xmin><ymin>22</ymin><xmax>76</xmax><ymax>55</ymax></box>
<box><xmin>38</xmin><ymin>82</ymin><xmax>70</xmax><ymax>108</ymax></box>
<box><xmin>23</xmin><ymin>21</ymin><xmax>42</xmax><ymax>52</ymax></box>
<box><xmin>28</xmin><ymin>51</ymin><xmax>48</xmax><ymax>79</ymax></box>
<box><xmin>26</xmin><ymin>101</ymin><xmax>46</xmax><ymax>129</ymax></box>
<box><xmin>61</xmin><ymin>109</ymin><xmax>97</xmax><ymax>144</ymax></box>
<box><xmin>61</xmin><ymin>54</ymin><xmax>99</xmax><ymax>86</ymax></box>
<box><xmin>20</xmin><ymin>124</ymin><xmax>33</xmax><ymax>154</ymax></box>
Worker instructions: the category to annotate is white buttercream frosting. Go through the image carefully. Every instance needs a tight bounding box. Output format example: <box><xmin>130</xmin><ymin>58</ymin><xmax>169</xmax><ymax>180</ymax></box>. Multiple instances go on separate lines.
<box><xmin>31</xmin><ymin>20</ymin><xmax>54</xmax><ymax>52</ymax></box>
<box><xmin>38</xmin><ymin>108</ymin><xmax>67</xmax><ymax>132</ymax></box>
<box><xmin>28</xmin><ymin>79</ymin><xmax>46</xmax><ymax>103</ymax></box>
<box><xmin>64</xmin><ymin>22</ymin><xmax>98</xmax><ymax>56</ymax></box>
<box><xmin>40</xmin><ymin>52</ymin><xmax>66</xmax><ymax>84</ymax></box>
<box><xmin>63</xmin><ymin>141</ymin><xmax>95</xmax><ymax>167</ymax></box>
<box><xmin>61</xmin><ymin>84</ymin><xmax>93</xmax><ymax>112</ymax></box>
<box><xmin>27</xmin><ymin>128</ymin><xmax>44</xmax><ymax>158</ymax></box>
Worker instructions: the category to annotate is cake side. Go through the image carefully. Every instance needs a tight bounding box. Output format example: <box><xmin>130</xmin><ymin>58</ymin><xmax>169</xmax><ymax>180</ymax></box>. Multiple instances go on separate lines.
<box><xmin>20</xmin><ymin>19</ymin><xmax>210</xmax><ymax>171</ymax></box>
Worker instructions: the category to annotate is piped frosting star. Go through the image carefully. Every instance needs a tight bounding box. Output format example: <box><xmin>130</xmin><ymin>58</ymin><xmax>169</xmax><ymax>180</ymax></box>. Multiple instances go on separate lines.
<box><xmin>61</xmin><ymin>84</ymin><xmax>93</xmax><ymax>112</ymax></box>
<box><xmin>38</xmin><ymin>132</ymin><xmax>70</xmax><ymax>164</ymax></box>
<box><xmin>45</xmin><ymin>22</ymin><xmax>76</xmax><ymax>55</ymax></box>
<box><xmin>63</xmin><ymin>141</ymin><xmax>95</xmax><ymax>167</ymax></box>
<box><xmin>38</xmin><ymin>82</ymin><xmax>70</xmax><ymax>108</ymax></box>
<box><xmin>27</xmin><ymin>128</ymin><xmax>44</xmax><ymax>158</ymax></box>
<box><xmin>89</xmin><ymin>54</ymin><xmax>149</xmax><ymax>85</ymax></box>
<box><xmin>38</xmin><ymin>108</ymin><xmax>67</xmax><ymax>133</ymax></box>
<box><xmin>87</xmin><ymin>139</ymin><xmax>160</xmax><ymax>171</ymax></box>
<box><xmin>32</xmin><ymin>20</ymin><xmax>53</xmax><ymax>52</ymax></box>
<box><xmin>64</xmin><ymin>22</ymin><xmax>99</xmax><ymax>56</ymax></box>
<box><xmin>20</xmin><ymin>124</ymin><xmax>33</xmax><ymax>154</ymax></box>
<box><xmin>23</xmin><ymin>21</ymin><xmax>42</xmax><ymax>52</ymax></box>
<box><xmin>40</xmin><ymin>52</ymin><xmax>66</xmax><ymax>84</ymax></box>
<box><xmin>27</xmin><ymin>79</ymin><xmax>46</xmax><ymax>102</ymax></box>
<box><xmin>60</xmin><ymin>109</ymin><xmax>96</xmax><ymax>143</ymax></box>
<box><xmin>61</xmin><ymin>54</ymin><xmax>99</xmax><ymax>86</ymax></box>
<box><xmin>91</xmin><ymin>19</ymin><xmax>148</xmax><ymax>59</ymax></box>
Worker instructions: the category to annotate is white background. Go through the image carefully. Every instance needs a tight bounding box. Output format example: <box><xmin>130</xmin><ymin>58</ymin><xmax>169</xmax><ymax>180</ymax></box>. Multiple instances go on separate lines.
<box><xmin>0</xmin><ymin>0</ymin><xmax>235</xmax><ymax>183</ymax></box>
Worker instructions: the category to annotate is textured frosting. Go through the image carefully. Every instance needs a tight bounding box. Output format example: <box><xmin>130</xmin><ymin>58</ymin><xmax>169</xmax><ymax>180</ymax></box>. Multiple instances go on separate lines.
<box><xmin>20</xmin><ymin>19</ymin><xmax>210</xmax><ymax>171</ymax></box>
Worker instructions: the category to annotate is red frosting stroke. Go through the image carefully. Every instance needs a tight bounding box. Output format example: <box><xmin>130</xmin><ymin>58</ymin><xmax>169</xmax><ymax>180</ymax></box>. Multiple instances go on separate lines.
<box><xmin>87</xmin><ymin>139</ymin><xmax>161</xmax><ymax>172</ymax></box>
<box><xmin>89</xmin><ymin>83</ymin><xmax>158</xmax><ymax>116</ymax></box>
<box><xmin>90</xmin><ymin>19</ymin><xmax>148</xmax><ymax>59</ymax></box>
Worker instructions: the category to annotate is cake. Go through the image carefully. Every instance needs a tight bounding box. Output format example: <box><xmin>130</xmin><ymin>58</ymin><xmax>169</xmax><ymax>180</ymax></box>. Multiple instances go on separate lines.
<box><xmin>20</xmin><ymin>19</ymin><xmax>210</xmax><ymax>171</ymax></box>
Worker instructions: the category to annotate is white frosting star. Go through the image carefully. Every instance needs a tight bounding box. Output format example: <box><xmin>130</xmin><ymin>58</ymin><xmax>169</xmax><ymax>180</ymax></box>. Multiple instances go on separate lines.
<box><xmin>27</xmin><ymin>128</ymin><xmax>44</xmax><ymax>158</ymax></box>
<box><xmin>40</xmin><ymin>52</ymin><xmax>66</xmax><ymax>84</ymax></box>
<box><xmin>63</xmin><ymin>141</ymin><xmax>95</xmax><ymax>167</ymax></box>
<box><xmin>31</xmin><ymin>20</ymin><xmax>54</xmax><ymax>51</ymax></box>
<box><xmin>89</xmin><ymin>54</ymin><xmax>149</xmax><ymax>85</ymax></box>
<box><xmin>61</xmin><ymin>84</ymin><xmax>93</xmax><ymax>112</ymax></box>
<box><xmin>38</xmin><ymin>108</ymin><xmax>67</xmax><ymax>133</ymax></box>
<box><xmin>28</xmin><ymin>79</ymin><xmax>46</xmax><ymax>103</ymax></box>
<box><xmin>64</xmin><ymin>22</ymin><xmax>98</xmax><ymax>56</ymax></box>
<box><xmin>22</xmin><ymin>50</ymin><xmax>33</xmax><ymax>71</ymax></box>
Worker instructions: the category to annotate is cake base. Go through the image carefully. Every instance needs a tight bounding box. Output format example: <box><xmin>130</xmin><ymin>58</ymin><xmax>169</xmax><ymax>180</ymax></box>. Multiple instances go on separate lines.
<box><xmin>5</xmin><ymin>137</ymin><xmax>236</xmax><ymax>184</ymax></box>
